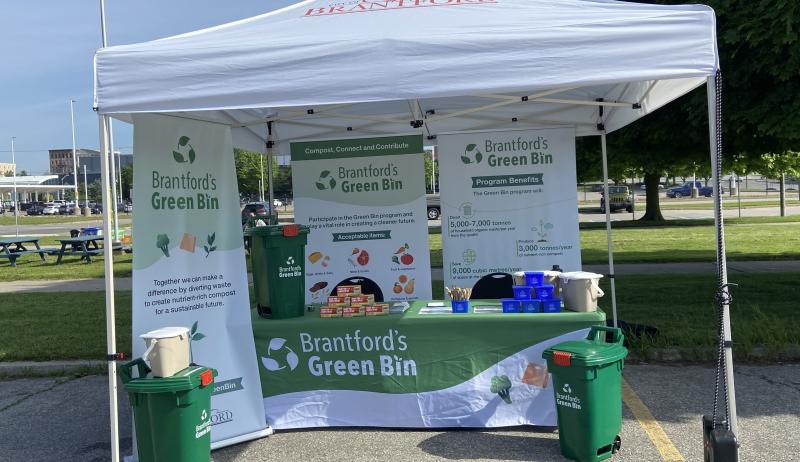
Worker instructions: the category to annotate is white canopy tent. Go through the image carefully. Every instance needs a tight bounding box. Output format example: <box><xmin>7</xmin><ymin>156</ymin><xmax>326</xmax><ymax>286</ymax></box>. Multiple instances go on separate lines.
<box><xmin>93</xmin><ymin>1</ymin><xmax>735</xmax><ymax>460</ymax></box>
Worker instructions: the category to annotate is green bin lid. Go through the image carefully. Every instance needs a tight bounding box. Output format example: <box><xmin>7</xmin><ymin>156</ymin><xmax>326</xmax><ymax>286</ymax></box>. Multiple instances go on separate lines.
<box><xmin>543</xmin><ymin>327</ymin><xmax>627</xmax><ymax>367</ymax></box>
<box><xmin>123</xmin><ymin>365</ymin><xmax>217</xmax><ymax>394</ymax></box>
<box><xmin>246</xmin><ymin>224</ymin><xmax>310</xmax><ymax>237</ymax></box>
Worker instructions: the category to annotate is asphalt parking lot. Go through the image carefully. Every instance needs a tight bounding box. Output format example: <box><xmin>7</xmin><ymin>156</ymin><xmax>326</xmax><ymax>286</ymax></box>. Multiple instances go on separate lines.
<box><xmin>1</xmin><ymin>364</ymin><xmax>798</xmax><ymax>461</ymax></box>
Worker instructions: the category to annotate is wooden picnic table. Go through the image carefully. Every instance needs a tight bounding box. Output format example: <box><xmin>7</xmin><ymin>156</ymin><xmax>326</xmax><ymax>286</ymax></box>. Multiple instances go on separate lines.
<box><xmin>56</xmin><ymin>236</ymin><xmax>103</xmax><ymax>264</ymax></box>
<box><xmin>0</xmin><ymin>236</ymin><xmax>47</xmax><ymax>267</ymax></box>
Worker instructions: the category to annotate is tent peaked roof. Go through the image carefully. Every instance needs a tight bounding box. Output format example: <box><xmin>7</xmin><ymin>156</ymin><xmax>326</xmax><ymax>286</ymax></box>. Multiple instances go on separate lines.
<box><xmin>94</xmin><ymin>0</ymin><xmax>718</xmax><ymax>150</ymax></box>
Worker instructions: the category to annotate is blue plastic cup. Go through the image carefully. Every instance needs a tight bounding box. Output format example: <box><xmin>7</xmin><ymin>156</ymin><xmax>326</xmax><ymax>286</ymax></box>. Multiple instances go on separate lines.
<box><xmin>534</xmin><ymin>284</ymin><xmax>555</xmax><ymax>300</ymax></box>
<box><xmin>500</xmin><ymin>298</ymin><xmax>520</xmax><ymax>313</ymax></box>
<box><xmin>520</xmin><ymin>299</ymin><xmax>541</xmax><ymax>313</ymax></box>
<box><xmin>542</xmin><ymin>298</ymin><xmax>561</xmax><ymax>313</ymax></box>
<box><xmin>524</xmin><ymin>271</ymin><xmax>545</xmax><ymax>286</ymax></box>
<box><xmin>512</xmin><ymin>285</ymin><xmax>534</xmax><ymax>300</ymax></box>
<box><xmin>451</xmin><ymin>300</ymin><xmax>469</xmax><ymax>313</ymax></box>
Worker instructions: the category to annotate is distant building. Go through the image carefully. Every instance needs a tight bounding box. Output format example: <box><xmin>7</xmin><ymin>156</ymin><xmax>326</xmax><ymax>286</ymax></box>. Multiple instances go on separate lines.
<box><xmin>0</xmin><ymin>163</ymin><xmax>15</xmax><ymax>176</ymax></box>
<box><xmin>48</xmin><ymin>149</ymin><xmax>132</xmax><ymax>184</ymax></box>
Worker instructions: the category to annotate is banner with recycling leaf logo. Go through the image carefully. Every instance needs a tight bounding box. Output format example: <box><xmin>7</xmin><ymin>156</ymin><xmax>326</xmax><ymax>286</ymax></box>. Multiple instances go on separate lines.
<box><xmin>291</xmin><ymin>134</ymin><xmax>432</xmax><ymax>303</ymax></box>
<box><xmin>131</xmin><ymin>114</ymin><xmax>269</xmax><ymax>446</ymax></box>
<box><xmin>438</xmin><ymin>127</ymin><xmax>582</xmax><ymax>291</ymax></box>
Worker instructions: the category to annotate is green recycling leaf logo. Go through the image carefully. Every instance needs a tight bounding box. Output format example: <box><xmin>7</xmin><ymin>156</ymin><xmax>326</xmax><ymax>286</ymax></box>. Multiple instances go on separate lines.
<box><xmin>261</xmin><ymin>338</ymin><xmax>299</xmax><ymax>372</ymax></box>
<box><xmin>562</xmin><ymin>383</ymin><xmax>572</xmax><ymax>394</ymax></box>
<box><xmin>461</xmin><ymin>143</ymin><xmax>483</xmax><ymax>164</ymax></box>
<box><xmin>286</xmin><ymin>256</ymin><xmax>295</xmax><ymax>265</ymax></box>
<box><xmin>314</xmin><ymin>170</ymin><xmax>336</xmax><ymax>190</ymax></box>
<box><xmin>173</xmin><ymin>135</ymin><xmax>197</xmax><ymax>164</ymax></box>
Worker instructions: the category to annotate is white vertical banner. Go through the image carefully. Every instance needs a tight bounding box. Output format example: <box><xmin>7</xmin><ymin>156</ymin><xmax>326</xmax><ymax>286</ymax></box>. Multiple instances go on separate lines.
<box><xmin>438</xmin><ymin>127</ymin><xmax>581</xmax><ymax>290</ymax></box>
<box><xmin>290</xmin><ymin>134</ymin><xmax>432</xmax><ymax>303</ymax></box>
<box><xmin>132</xmin><ymin>114</ymin><xmax>270</xmax><ymax>448</ymax></box>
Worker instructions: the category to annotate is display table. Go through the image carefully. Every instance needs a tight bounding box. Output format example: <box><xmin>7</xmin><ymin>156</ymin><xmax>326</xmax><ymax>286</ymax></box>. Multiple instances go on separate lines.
<box><xmin>251</xmin><ymin>300</ymin><xmax>605</xmax><ymax>429</ymax></box>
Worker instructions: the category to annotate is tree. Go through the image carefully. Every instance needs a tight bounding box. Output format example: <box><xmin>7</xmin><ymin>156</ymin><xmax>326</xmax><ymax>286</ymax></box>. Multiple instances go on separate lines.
<box><xmin>18</xmin><ymin>170</ymin><xmax>28</xmax><ymax>176</ymax></box>
<box><xmin>590</xmin><ymin>0</ymin><xmax>800</xmax><ymax>220</ymax></box>
<box><xmin>120</xmin><ymin>165</ymin><xmax>133</xmax><ymax>201</ymax></box>
<box><xmin>423</xmin><ymin>149</ymin><xmax>440</xmax><ymax>193</ymax></box>
<box><xmin>233</xmin><ymin>148</ymin><xmax>287</xmax><ymax>202</ymax></box>
<box><xmin>3</xmin><ymin>171</ymin><xmax>13</xmax><ymax>177</ymax></box>
<box><xmin>757</xmin><ymin>151</ymin><xmax>800</xmax><ymax>215</ymax></box>
<box><xmin>87</xmin><ymin>180</ymin><xmax>103</xmax><ymax>203</ymax></box>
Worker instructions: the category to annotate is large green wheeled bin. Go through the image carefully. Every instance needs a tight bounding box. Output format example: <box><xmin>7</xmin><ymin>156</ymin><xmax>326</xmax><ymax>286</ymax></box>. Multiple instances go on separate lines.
<box><xmin>120</xmin><ymin>359</ymin><xmax>217</xmax><ymax>462</ymax></box>
<box><xmin>246</xmin><ymin>223</ymin><xmax>309</xmax><ymax>319</ymax></box>
<box><xmin>543</xmin><ymin>326</ymin><xmax>628</xmax><ymax>462</ymax></box>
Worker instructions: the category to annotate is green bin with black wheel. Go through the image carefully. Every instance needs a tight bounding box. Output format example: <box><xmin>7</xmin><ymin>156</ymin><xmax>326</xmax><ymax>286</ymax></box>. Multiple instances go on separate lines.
<box><xmin>246</xmin><ymin>223</ymin><xmax>309</xmax><ymax>319</ymax></box>
<box><xmin>543</xmin><ymin>326</ymin><xmax>628</xmax><ymax>462</ymax></box>
<box><xmin>119</xmin><ymin>359</ymin><xmax>217</xmax><ymax>462</ymax></box>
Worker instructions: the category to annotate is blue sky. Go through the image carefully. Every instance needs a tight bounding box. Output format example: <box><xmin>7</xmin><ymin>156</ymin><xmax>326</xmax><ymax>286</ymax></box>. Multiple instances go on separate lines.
<box><xmin>0</xmin><ymin>0</ymin><xmax>296</xmax><ymax>174</ymax></box>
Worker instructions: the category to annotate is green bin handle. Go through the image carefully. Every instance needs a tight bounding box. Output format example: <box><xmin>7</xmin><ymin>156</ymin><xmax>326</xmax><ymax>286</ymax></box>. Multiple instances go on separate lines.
<box><xmin>119</xmin><ymin>358</ymin><xmax>151</xmax><ymax>384</ymax></box>
<box><xmin>588</xmin><ymin>326</ymin><xmax>624</xmax><ymax>345</ymax></box>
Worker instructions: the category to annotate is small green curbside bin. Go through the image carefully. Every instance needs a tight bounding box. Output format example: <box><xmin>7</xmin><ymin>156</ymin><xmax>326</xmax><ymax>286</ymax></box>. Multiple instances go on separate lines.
<box><xmin>543</xmin><ymin>326</ymin><xmax>628</xmax><ymax>462</ymax></box>
<box><xmin>120</xmin><ymin>359</ymin><xmax>217</xmax><ymax>462</ymax></box>
<box><xmin>246</xmin><ymin>223</ymin><xmax>309</xmax><ymax>319</ymax></box>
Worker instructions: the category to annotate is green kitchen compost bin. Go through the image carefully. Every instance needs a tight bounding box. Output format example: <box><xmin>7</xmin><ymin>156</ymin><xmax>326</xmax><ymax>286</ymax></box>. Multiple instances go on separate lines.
<box><xmin>543</xmin><ymin>326</ymin><xmax>628</xmax><ymax>462</ymax></box>
<box><xmin>246</xmin><ymin>223</ymin><xmax>309</xmax><ymax>319</ymax></box>
<box><xmin>120</xmin><ymin>359</ymin><xmax>217</xmax><ymax>462</ymax></box>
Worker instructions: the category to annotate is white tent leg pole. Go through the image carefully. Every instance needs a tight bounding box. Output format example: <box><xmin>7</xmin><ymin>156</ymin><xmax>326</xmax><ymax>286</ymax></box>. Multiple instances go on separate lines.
<box><xmin>707</xmin><ymin>74</ymin><xmax>738</xmax><ymax>436</ymax></box>
<box><xmin>99</xmin><ymin>114</ymin><xmax>120</xmax><ymax>462</ymax></box>
<box><xmin>600</xmin><ymin>134</ymin><xmax>618</xmax><ymax>328</ymax></box>
<box><xmin>267</xmin><ymin>121</ymin><xmax>275</xmax><ymax>212</ymax></box>
<box><xmin>108</xmin><ymin>119</ymin><xmax>120</xmax><ymax>240</ymax></box>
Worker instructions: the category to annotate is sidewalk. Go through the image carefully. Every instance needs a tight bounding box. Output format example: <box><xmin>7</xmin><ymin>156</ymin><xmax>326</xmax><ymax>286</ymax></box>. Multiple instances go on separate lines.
<box><xmin>2</xmin><ymin>260</ymin><xmax>799</xmax><ymax>293</ymax></box>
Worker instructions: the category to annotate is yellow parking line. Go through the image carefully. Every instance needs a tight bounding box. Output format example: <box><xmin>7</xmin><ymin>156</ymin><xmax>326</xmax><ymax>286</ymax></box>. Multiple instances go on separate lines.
<box><xmin>622</xmin><ymin>378</ymin><xmax>685</xmax><ymax>461</ymax></box>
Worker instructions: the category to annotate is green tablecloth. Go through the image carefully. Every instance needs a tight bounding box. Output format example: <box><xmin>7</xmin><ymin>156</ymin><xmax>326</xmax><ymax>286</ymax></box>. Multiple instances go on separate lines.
<box><xmin>252</xmin><ymin>300</ymin><xmax>605</xmax><ymax>429</ymax></box>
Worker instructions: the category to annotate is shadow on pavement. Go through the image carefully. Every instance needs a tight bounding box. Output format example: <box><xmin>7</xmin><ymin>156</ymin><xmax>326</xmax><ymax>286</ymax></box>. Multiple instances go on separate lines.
<box><xmin>416</xmin><ymin>427</ymin><xmax>564</xmax><ymax>461</ymax></box>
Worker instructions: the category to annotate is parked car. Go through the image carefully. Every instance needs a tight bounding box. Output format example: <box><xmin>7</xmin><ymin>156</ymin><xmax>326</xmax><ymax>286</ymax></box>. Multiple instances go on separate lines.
<box><xmin>666</xmin><ymin>181</ymin><xmax>720</xmax><ymax>198</ymax></box>
<box><xmin>272</xmin><ymin>199</ymin><xmax>283</xmax><ymax>208</ymax></box>
<box><xmin>123</xmin><ymin>202</ymin><xmax>133</xmax><ymax>213</ymax></box>
<box><xmin>42</xmin><ymin>203</ymin><xmax>60</xmax><ymax>215</ymax></box>
<box><xmin>26</xmin><ymin>202</ymin><xmax>46</xmax><ymax>216</ymax></box>
<box><xmin>426</xmin><ymin>194</ymin><xmax>441</xmax><ymax>220</ymax></box>
<box><xmin>241</xmin><ymin>202</ymin><xmax>271</xmax><ymax>226</ymax></box>
<box><xmin>59</xmin><ymin>203</ymin><xmax>77</xmax><ymax>215</ymax></box>
<box><xmin>638</xmin><ymin>183</ymin><xmax>665</xmax><ymax>191</ymax></box>
<box><xmin>600</xmin><ymin>186</ymin><xmax>634</xmax><ymax>213</ymax></box>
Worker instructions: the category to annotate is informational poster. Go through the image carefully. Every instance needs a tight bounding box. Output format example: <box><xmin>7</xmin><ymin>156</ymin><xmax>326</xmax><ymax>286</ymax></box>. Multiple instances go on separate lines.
<box><xmin>132</xmin><ymin>114</ymin><xmax>270</xmax><ymax>449</ymax></box>
<box><xmin>291</xmin><ymin>134</ymin><xmax>432</xmax><ymax>303</ymax></box>
<box><xmin>438</xmin><ymin>128</ymin><xmax>581</xmax><ymax>290</ymax></box>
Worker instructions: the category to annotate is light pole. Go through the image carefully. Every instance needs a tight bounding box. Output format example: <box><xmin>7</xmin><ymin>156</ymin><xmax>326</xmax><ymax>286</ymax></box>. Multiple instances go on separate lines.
<box><xmin>83</xmin><ymin>164</ymin><xmax>89</xmax><ymax>215</ymax></box>
<box><xmin>70</xmin><ymin>99</ymin><xmax>80</xmax><ymax>213</ymax></box>
<box><xmin>11</xmin><ymin>137</ymin><xmax>19</xmax><ymax>237</ymax></box>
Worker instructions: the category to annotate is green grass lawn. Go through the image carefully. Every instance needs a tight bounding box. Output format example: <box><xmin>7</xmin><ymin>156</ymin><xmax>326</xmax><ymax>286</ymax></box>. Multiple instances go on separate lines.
<box><xmin>659</xmin><ymin>199</ymin><xmax>800</xmax><ymax>210</ymax></box>
<box><xmin>0</xmin><ymin>215</ymin><xmax>116</xmax><ymax>226</ymax></box>
<box><xmin>430</xmin><ymin>221</ymin><xmax>800</xmax><ymax>267</ymax></box>
<box><xmin>2</xmin><ymin>272</ymin><xmax>796</xmax><ymax>361</ymax></box>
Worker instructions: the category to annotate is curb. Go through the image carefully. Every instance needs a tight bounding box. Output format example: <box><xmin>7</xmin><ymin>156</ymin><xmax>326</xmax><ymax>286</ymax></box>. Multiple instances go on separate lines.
<box><xmin>0</xmin><ymin>360</ymin><xmax>106</xmax><ymax>379</ymax></box>
<box><xmin>3</xmin><ymin>345</ymin><xmax>799</xmax><ymax>379</ymax></box>
<box><xmin>626</xmin><ymin>344</ymin><xmax>800</xmax><ymax>363</ymax></box>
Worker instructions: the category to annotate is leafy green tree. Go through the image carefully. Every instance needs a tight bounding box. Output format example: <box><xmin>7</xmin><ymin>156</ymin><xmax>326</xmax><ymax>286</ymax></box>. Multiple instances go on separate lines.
<box><xmin>757</xmin><ymin>151</ymin><xmax>800</xmax><ymax>214</ymax></box>
<box><xmin>87</xmin><ymin>180</ymin><xmax>103</xmax><ymax>203</ymax></box>
<box><xmin>423</xmin><ymin>149</ymin><xmax>440</xmax><ymax>193</ymax></box>
<box><xmin>593</xmin><ymin>0</ymin><xmax>800</xmax><ymax>220</ymax></box>
<box><xmin>234</xmin><ymin>148</ymin><xmax>290</xmax><ymax>202</ymax></box>
<box><xmin>120</xmin><ymin>165</ymin><xmax>133</xmax><ymax>201</ymax></box>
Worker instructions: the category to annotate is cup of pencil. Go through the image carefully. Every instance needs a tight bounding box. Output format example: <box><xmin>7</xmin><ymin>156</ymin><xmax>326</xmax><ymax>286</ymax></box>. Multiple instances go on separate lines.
<box><xmin>446</xmin><ymin>286</ymin><xmax>471</xmax><ymax>313</ymax></box>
